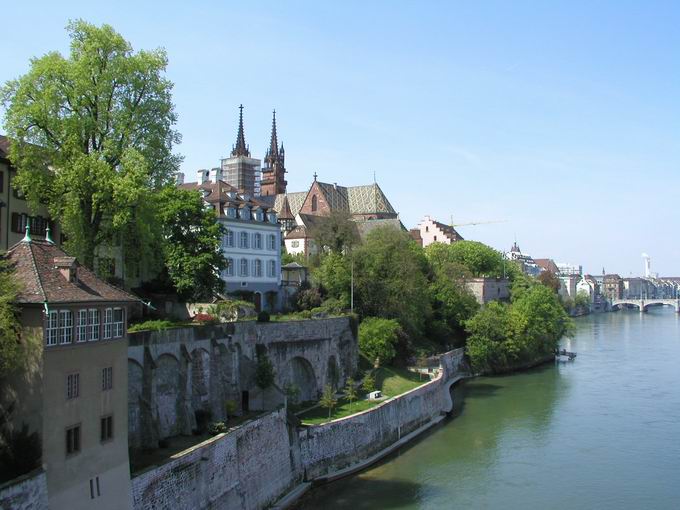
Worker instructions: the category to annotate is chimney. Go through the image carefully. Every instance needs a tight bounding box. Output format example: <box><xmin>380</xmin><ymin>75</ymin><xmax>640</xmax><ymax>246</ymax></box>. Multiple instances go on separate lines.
<box><xmin>209</xmin><ymin>167</ymin><xmax>223</xmax><ymax>183</ymax></box>
<box><xmin>176</xmin><ymin>172</ymin><xmax>185</xmax><ymax>185</ymax></box>
<box><xmin>54</xmin><ymin>256</ymin><xmax>77</xmax><ymax>283</ymax></box>
<box><xmin>197</xmin><ymin>169</ymin><xmax>209</xmax><ymax>184</ymax></box>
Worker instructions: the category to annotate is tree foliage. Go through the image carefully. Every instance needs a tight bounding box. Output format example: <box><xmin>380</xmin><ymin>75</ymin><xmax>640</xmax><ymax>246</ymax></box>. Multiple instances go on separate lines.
<box><xmin>358</xmin><ymin>317</ymin><xmax>402</xmax><ymax>366</ymax></box>
<box><xmin>313</xmin><ymin>251</ymin><xmax>351</xmax><ymax>308</ymax></box>
<box><xmin>438</xmin><ymin>240</ymin><xmax>505</xmax><ymax>277</ymax></box>
<box><xmin>353</xmin><ymin>227</ymin><xmax>431</xmax><ymax>338</ymax></box>
<box><xmin>255</xmin><ymin>352</ymin><xmax>275</xmax><ymax>389</ymax></box>
<box><xmin>155</xmin><ymin>187</ymin><xmax>226</xmax><ymax>301</ymax></box>
<box><xmin>0</xmin><ymin>257</ymin><xmax>21</xmax><ymax>379</ymax></box>
<box><xmin>319</xmin><ymin>384</ymin><xmax>338</xmax><ymax>419</ymax></box>
<box><xmin>310</xmin><ymin>210</ymin><xmax>359</xmax><ymax>254</ymax></box>
<box><xmin>2</xmin><ymin>20</ymin><xmax>180</xmax><ymax>270</ymax></box>
<box><xmin>538</xmin><ymin>271</ymin><xmax>561</xmax><ymax>293</ymax></box>
<box><xmin>465</xmin><ymin>284</ymin><xmax>573</xmax><ymax>373</ymax></box>
<box><xmin>344</xmin><ymin>378</ymin><xmax>358</xmax><ymax>409</ymax></box>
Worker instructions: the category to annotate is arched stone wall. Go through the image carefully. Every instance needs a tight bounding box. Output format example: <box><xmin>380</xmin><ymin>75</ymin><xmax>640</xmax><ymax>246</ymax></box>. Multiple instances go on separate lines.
<box><xmin>326</xmin><ymin>355</ymin><xmax>339</xmax><ymax>390</ymax></box>
<box><xmin>289</xmin><ymin>357</ymin><xmax>318</xmax><ymax>402</ymax></box>
<box><xmin>128</xmin><ymin>359</ymin><xmax>144</xmax><ymax>448</ymax></box>
<box><xmin>156</xmin><ymin>354</ymin><xmax>181</xmax><ymax>438</ymax></box>
<box><xmin>190</xmin><ymin>348</ymin><xmax>211</xmax><ymax>413</ymax></box>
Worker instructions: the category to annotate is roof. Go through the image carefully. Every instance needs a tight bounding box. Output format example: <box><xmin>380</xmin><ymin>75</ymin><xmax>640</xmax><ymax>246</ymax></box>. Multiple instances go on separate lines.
<box><xmin>0</xmin><ymin>135</ymin><xmax>9</xmax><ymax>160</ymax></box>
<box><xmin>355</xmin><ymin>218</ymin><xmax>405</xmax><ymax>239</ymax></box>
<box><xmin>534</xmin><ymin>259</ymin><xmax>560</xmax><ymax>274</ymax></box>
<box><xmin>6</xmin><ymin>239</ymin><xmax>139</xmax><ymax>305</ymax></box>
<box><xmin>285</xmin><ymin>225</ymin><xmax>310</xmax><ymax>240</ymax></box>
<box><xmin>347</xmin><ymin>184</ymin><xmax>396</xmax><ymax>215</ymax></box>
<box><xmin>282</xmin><ymin>262</ymin><xmax>306</xmax><ymax>269</ymax></box>
<box><xmin>179</xmin><ymin>179</ymin><xmax>271</xmax><ymax>209</ymax></box>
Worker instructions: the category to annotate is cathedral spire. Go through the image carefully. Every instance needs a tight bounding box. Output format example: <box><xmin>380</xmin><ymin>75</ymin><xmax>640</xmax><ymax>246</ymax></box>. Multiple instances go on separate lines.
<box><xmin>268</xmin><ymin>109</ymin><xmax>279</xmax><ymax>157</ymax></box>
<box><xmin>231</xmin><ymin>104</ymin><xmax>250</xmax><ymax>157</ymax></box>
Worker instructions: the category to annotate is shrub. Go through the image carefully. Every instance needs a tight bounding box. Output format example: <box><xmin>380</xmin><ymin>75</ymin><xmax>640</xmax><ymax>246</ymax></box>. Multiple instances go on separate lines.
<box><xmin>297</xmin><ymin>287</ymin><xmax>323</xmax><ymax>311</ymax></box>
<box><xmin>193</xmin><ymin>313</ymin><xmax>218</xmax><ymax>325</ymax></box>
<box><xmin>128</xmin><ymin>319</ymin><xmax>177</xmax><ymax>333</ymax></box>
<box><xmin>255</xmin><ymin>351</ymin><xmax>275</xmax><ymax>389</ymax></box>
<box><xmin>358</xmin><ymin>317</ymin><xmax>402</xmax><ymax>366</ymax></box>
<box><xmin>257</xmin><ymin>310</ymin><xmax>270</xmax><ymax>322</ymax></box>
<box><xmin>208</xmin><ymin>299</ymin><xmax>255</xmax><ymax>322</ymax></box>
<box><xmin>0</xmin><ymin>415</ymin><xmax>41</xmax><ymax>483</ymax></box>
<box><xmin>207</xmin><ymin>421</ymin><xmax>228</xmax><ymax>435</ymax></box>
<box><xmin>224</xmin><ymin>400</ymin><xmax>238</xmax><ymax>418</ymax></box>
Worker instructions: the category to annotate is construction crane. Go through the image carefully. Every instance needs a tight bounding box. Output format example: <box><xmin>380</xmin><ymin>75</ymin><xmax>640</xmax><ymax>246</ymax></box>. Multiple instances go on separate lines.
<box><xmin>450</xmin><ymin>216</ymin><xmax>508</xmax><ymax>228</ymax></box>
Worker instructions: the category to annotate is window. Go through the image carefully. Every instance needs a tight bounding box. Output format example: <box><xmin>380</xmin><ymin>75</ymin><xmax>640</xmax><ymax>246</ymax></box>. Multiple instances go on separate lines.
<box><xmin>253</xmin><ymin>233</ymin><xmax>262</xmax><ymax>249</ymax></box>
<box><xmin>11</xmin><ymin>213</ymin><xmax>28</xmax><ymax>234</ymax></box>
<box><xmin>46</xmin><ymin>311</ymin><xmax>59</xmax><ymax>346</ymax></box>
<box><xmin>224</xmin><ymin>230</ymin><xmax>234</xmax><ymax>248</ymax></box>
<box><xmin>10</xmin><ymin>213</ymin><xmax>49</xmax><ymax>236</ymax></box>
<box><xmin>268</xmin><ymin>260</ymin><xmax>277</xmax><ymax>278</ymax></box>
<box><xmin>240</xmin><ymin>207</ymin><xmax>251</xmax><ymax>220</ymax></box>
<box><xmin>113</xmin><ymin>308</ymin><xmax>124</xmax><ymax>338</ymax></box>
<box><xmin>100</xmin><ymin>415</ymin><xmax>113</xmax><ymax>442</ymax></box>
<box><xmin>67</xmin><ymin>373</ymin><xmax>79</xmax><ymax>399</ymax></box>
<box><xmin>225</xmin><ymin>258</ymin><xmax>234</xmax><ymax>277</ymax></box>
<box><xmin>66</xmin><ymin>425</ymin><xmax>81</xmax><ymax>455</ymax></box>
<box><xmin>239</xmin><ymin>258</ymin><xmax>249</xmax><ymax>277</ymax></box>
<box><xmin>268</xmin><ymin>212</ymin><xmax>277</xmax><ymax>224</ymax></box>
<box><xmin>102</xmin><ymin>367</ymin><xmax>113</xmax><ymax>391</ymax></box>
<box><xmin>76</xmin><ymin>310</ymin><xmax>88</xmax><ymax>342</ymax></box>
<box><xmin>88</xmin><ymin>309</ymin><xmax>100</xmax><ymax>341</ymax></box>
<box><xmin>103</xmin><ymin>308</ymin><xmax>113</xmax><ymax>339</ymax></box>
<box><xmin>58</xmin><ymin>310</ymin><xmax>73</xmax><ymax>344</ymax></box>
<box><xmin>434</xmin><ymin>235</ymin><xmax>437</xmax><ymax>241</ymax></box>
<box><xmin>239</xmin><ymin>232</ymin><xmax>249</xmax><ymax>249</ymax></box>
<box><xmin>291</xmin><ymin>240</ymin><xmax>300</xmax><ymax>248</ymax></box>
<box><xmin>89</xmin><ymin>477</ymin><xmax>101</xmax><ymax>499</ymax></box>
<box><xmin>253</xmin><ymin>259</ymin><xmax>262</xmax><ymax>277</ymax></box>
<box><xmin>268</xmin><ymin>234</ymin><xmax>276</xmax><ymax>250</ymax></box>
<box><xmin>227</xmin><ymin>207</ymin><xmax>237</xmax><ymax>218</ymax></box>
<box><xmin>0</xmin><ymin>171</ymin><xmax>3</xmax><ymax>193</ymax></box>
<box><xmin>311</xmin><ymin>195</ymin><xmax>318</xmax><ymax>212</ymax></box>
<box><xmin>425</xmin><ymin>226</ymin><xmax>429</xmax><ymax>232</ymax></box>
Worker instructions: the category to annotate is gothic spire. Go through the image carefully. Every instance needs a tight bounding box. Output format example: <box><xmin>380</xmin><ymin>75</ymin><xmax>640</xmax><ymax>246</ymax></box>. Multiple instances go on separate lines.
<box><xmin>231</xmin><ymin>104</ymin><xmax>250</xmax><ymax>157</ymax></box>
<box><xmin>268</xmin><ymin>109</ymin><xmax>279</xmax><ymax>157</ymax></box>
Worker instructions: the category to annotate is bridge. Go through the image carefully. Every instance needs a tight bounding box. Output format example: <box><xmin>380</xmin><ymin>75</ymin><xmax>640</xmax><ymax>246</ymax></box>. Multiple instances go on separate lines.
<box><xmin>611</xmin><ymin>298</ymin><xmax>680</xmax><ymax>313</ymax></box>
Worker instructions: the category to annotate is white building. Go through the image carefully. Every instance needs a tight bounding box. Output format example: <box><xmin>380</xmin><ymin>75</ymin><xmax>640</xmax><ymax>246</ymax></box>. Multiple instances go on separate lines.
<box><xmin>506</xmin><ymin>241</ymin><xmax>541</xmax><ymax>276</ymax></box>
<box><xmin>180</xmin><ymin>170</ymin><xmax>281</xmax><ymax>311</ymax></box>
<box><xmin>415</xmin><ymin>215</ymin><xmax>463</xmax><ymax>248</ymax></box>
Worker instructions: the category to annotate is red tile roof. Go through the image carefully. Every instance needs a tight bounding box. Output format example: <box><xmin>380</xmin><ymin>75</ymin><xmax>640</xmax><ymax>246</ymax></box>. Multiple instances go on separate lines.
<box><xmin>534</xmin><ymin>258</ymin><xmax>559</xmax><ymax>274</ymax></box>
<box><xmin>6</xmin><ymin>239</ymin><xmax>139</xmax><ymax>305</ymax></box>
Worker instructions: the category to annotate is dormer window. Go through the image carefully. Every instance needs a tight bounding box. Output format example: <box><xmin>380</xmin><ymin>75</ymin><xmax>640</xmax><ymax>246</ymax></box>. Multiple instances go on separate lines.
<box><xmin>269</xmin><ymin>212</ymin><xmax>278</xmax><ymax>224</ymax></box>
<box><xmin>240</xmin><ymin>208</ymin><xmax>251</xmax><ymax>220</ymax></box>
<box><xmin>54</xmin><ymin>257</ymin><xmax>77</xmax><ymax>283</ymax></box>
<box><xmin>227</xmin><ymin>207</ymin><xmax>237</xmax><ymax>218</ymax></box>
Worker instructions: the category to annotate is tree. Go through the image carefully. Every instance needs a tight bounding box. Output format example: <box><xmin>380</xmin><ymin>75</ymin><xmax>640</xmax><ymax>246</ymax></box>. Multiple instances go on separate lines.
<box><xmin>344</xmin><ymin>378</ymin><xmax>358</xmax><ymax>410</ymax></box>
<box><xmin>313</xmin><ymin>251</ymin><xmax>351</xmax><ymax>308</ymax></box>
<box><xmin>284</xmin><ymin>383</ymin><xmax>301</xmax><ymax>406</ymax></box>
<box><xmin>310</xmin><ymin>210</ymin><xmax>359</xmax><ymax>254</ymax></box>
<box><xmin>362</xmin><ymin>372</ymin><xmax>376</xmax><ymax>393</ymax></box>
<box><xmin>353</xmin><ymin>227</ymin><xmax>431</xmax><ymax>338</ymax></box>
<box><xmin>255</xmin><ymin>352</ymin><xmax>275</xmax><ymax>389</ymax></box>
<box><xmin>359</xmin><ymin>317</ymin><xmax>402</xmax><ymax>366</ymax></box>
<box><xmin>319</xmin><ymin>385</ymin><xmax>338</xmax><ymax>419</ymax></box>
<box><xmin>538</xmin><ymin>271</ymin><xmax>561</xmax><ymax>293</ymax></box>
<box><xmin>435</xmin><ymin>241</ymin><xmax>504</xmax><ymax>277</ymax></box>
<box><xmin>155</xmin><ymin>187</ymin><xmax>226</xmax><ymax>301</ymax></box>
<box><xmin>575</xmin><ymin>291</ymin><xmax>591</xmax><ymax>309</ymax></box>
<box><xmin>0</xmin><ymin>256</ymin><xmax>21</xmax><ymax>378</ymax></box>
<box><xmin>2</xmin><ymin>20</ymin><xmax>180</xmax><ymax>270</ymax></box>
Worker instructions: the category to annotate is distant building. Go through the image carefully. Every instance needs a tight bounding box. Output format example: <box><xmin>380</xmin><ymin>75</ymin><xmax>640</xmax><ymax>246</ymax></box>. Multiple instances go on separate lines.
<box><xmin>0</xmin><ymin>135</ymin><xmax>62</xmax><ymax>251</ymax></box>
<box><xmin>180</xmin><ymin>173</ymin><xmax>281</xmax><ymax>311</ymax></box>
<box><xmin>415</xmin><ymin>215</ymin><xmax>464</xmax><ymax>248</ymax></box>
<box><xmin>534</xmin><ymin>258</ymin><xmax>560</xmax><ymax>275</ymax></box>
<box><xmin>577</xmin><ymin>275</ymin><xmax>600</xmax><ymax>302</ymax></box>
<box><xmin>602</xmin><ymin>274</ymin><xmax>624</xmax><ymax>300</ymax></box>
<box><xmin>260</xmin><ymin>111</ymin><xmax>287</xmax><ymax>197</ymax></box>
<box><xmin>220</xmin><ymin>105</ymin><xmax>261</xmax><ymax>196</ymax></box>
<box><xmin>558</xmin><ymin>275</ymin><xmax>579</xmax><ymax>299</ymax></box>
<box><xmin>506</xmin><ymin>241</ymin><xmax>540</xmax><ymax>276</ymax></box>
<box><xmin>622</xmin><ymin>277</ymin><xmax>657</xmax><ymax>299</ymax></box>
<box><xmin>2</xmin><ymin>233</ymin><xmax>138</xmax><ymax>510</ymax></box>
<box><xmin>556</xmin><ymin>262</ymin><xmax>582</xmax><ymax>277</ymax></box>
<box><xmin>466</xmin><ymin>277</ymin><xmax>511</xmax><ymax>305</ymax></box>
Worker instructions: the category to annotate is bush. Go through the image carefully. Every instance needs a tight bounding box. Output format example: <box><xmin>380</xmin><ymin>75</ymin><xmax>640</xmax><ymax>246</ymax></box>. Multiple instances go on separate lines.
<box><xmin>0</xmin><ymin>421</ymin><xmax>41</xmax><ymax>483</ymax></box>
<box><xmin>208</xmin><ymin>299</ymin><xmax>255</xmax><ymax>322</ymax></box>
<box><xmin>297</xmin><ymin>287</ymin><xmax>323</xmax><ymax>311</ymax></box>
<box><xmin>208</xmin><ymin>421</ymin><xmax>228</xmax><ymax>435</ymax></box>
<box><xmin>257</xmin><ymin>310</ymin><xmax>270</xmax><ymax>322</ymax></box>
<box><xmin>128</xmin><ymin>319</ymin><xmax>177</xmax><ymax>333</ymax></box>
<box><xmin>224</xmin><ymin>400</ymin><xmax>238</xmax><ymax>418</ymax></box>
<box><xmin>255</xmin><ymin>351</ymin><xmax>275</xmax><ymax>389</ymax></box>
<box><xmin>359</xmin><ymin>317</ymin><xmax>402</xmax><ymax>366</ymax></box>
<box><xmin>193</xmin><ymin>313</ymin><xmax>218</xmax><ymax>325</ymax></box>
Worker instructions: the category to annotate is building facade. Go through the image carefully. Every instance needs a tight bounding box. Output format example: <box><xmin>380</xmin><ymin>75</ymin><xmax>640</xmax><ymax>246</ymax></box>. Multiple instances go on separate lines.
<box><xmin>602</xmin><ymin>274</ymin><xmax>624</xmax><ymax>300</ymax></box>
<box><xmin>415</xmin><ymin>215</ymin><xmax>464</xmax><ymax>248</ymax></box>
<box><xmin>180</xmin><ymin>173</ymin><xmax>281</xmax><ymax>310</ymax></box>
<box><xmin>506</xmin><ymin>241</ymin><xmax>541</xmax><ymax>276</ymax></box>
<box><xmin>0</xmin><ymin>135</ymin><xmax>61</xmax><ymax>252</ymax></box>
<box><xmin>2</xmin><ymin>233</ymin><xmax>138</xmax><ymax>510</ymax></box>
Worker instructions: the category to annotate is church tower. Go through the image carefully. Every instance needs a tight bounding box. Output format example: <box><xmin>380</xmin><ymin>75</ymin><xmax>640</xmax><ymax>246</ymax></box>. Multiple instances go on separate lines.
<box><xmin>260</xmin><ymin>110</ymin><xmax>287</xmax><ymax>196</ymax></box>
<box><xmin>220</xmin><ymin>105</ymin><xmax>261</xmax><ymax>196</ymax></box>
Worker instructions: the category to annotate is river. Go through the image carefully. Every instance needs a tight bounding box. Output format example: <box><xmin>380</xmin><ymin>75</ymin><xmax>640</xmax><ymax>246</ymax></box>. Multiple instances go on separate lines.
<box><xmin>295</xmin><ymin>308</ymin><xmax>680</xmax><ymax>509</ymax></box>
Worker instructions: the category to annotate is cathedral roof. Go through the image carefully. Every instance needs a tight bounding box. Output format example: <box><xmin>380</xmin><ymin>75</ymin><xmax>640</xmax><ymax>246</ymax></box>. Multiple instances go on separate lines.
<box><xmin>347</xmin><ymin>183</ymin><xmax>396</xmax><ymax>215</ymax></box>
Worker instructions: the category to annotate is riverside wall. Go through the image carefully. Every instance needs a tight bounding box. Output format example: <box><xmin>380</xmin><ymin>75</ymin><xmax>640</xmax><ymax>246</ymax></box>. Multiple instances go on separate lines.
<box><xmin>298</xmin><ymin>348</ymin><xmax>465</xmax><ymax>480</ymax></box>
<box><xmin>130</xmin><ymin>408</ymin><xmax>300</xmax><ymax>510</ymax></box>
<box><xmin>0</xmin><ymin>469</ymin><xmax>48</xmax><ymax>510</ymax></box>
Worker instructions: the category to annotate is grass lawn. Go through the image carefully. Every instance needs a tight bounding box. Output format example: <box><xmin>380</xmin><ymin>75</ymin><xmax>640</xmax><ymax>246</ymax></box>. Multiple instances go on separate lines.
<box><xmin>298</xmin><ymin>365</ymin><xmax>431</xmax><ymax>425</ymax></box>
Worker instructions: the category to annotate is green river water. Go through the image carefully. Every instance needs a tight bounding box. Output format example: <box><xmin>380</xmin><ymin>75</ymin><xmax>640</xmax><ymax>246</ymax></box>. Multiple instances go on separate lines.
<box><xmin>295</xmin><ymin>308</ymin><xmax>680</xmax><ymax>509</ymax></box>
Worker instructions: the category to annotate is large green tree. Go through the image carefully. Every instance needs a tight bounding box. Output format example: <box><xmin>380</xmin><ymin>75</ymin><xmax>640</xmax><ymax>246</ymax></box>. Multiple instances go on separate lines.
<box><xmin>313</xmin><ymin>251</ymin><xmax>352</xmax><ymax>308</ymax></box>
<box><xmin>353</xmin><ymin>227</ymin><xmax>431</xmax><ymax>338</ymax></box>
<box><xmin>310</xmin><ymin>210</ymin><xmax>359</xmax><ymax>254</ymax></box>
<box><xmin>358</xmin><ymin>317</ymin><xmax>402</xmax><ymax>366</ymax></box>
<box><xmin>438</xmin><ymin>240</ymin><xmax>505</xmax><ymax>277</ymax></box>
<box><xmin>2</xmin><ymin>20</ymin><xmax>180</xmax><ymax>270</ymax></box>
<box><xmin>0</xmin><ymin>256</ymin><xmax>21</xmax><ymax>378</ymax></box>
<box><xmin>155</xmin><ymin>187</ymin><xmax>226</xmax><ymax>301</ymax></box>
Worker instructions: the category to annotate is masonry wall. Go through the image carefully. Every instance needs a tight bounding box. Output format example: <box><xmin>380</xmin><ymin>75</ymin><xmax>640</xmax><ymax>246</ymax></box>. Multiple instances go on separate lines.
<box><xmin>299</xmin><ymin>348</ymin><xmax>464</xmax><ymax>480</ymax></box>
<box><xmin>466</xmin><ymin>277</ymin><xmax>510</xmax><ymax>305</ymax></box>
<box><xmin>130</xmin><ymin>408</ymin><xmax>299</xmax><ymax>510</ymax></box>
<box><xmin>0</xmin><ymin>469</ymin><xmax>48</xmax><ymax>510</ymax></box>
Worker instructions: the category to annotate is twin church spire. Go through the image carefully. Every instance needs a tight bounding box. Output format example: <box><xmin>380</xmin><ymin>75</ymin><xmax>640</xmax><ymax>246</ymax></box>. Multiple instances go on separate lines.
<box><xmin>230</xmin><ymin>105</ymin><xmax>287</xmax><ymax>196</ymax></box>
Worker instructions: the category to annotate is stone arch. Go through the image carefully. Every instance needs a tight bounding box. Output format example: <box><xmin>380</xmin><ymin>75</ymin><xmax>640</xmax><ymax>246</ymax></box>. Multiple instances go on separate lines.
<box><xmin>128</xmin><ymin>359</ymin><xmax>144</xmax><ymax>448</ymax></box>
<box><xmin>326</xmin><ymin>355</ymin><xmax>339</xmax><ymax>390</ymax></box>
<box><xmin>289</xmin><ymin>356</ymin><xmax>318</xmax><ymax>402</ymax></box>
<box><xmin>155</xmin><ymin>353</ymin><xmax>181</xmax><ymax>438</ymax></box>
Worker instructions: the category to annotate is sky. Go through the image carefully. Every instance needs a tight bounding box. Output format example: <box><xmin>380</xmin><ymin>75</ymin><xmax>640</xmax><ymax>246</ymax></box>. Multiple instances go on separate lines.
<box><xmin>2</xmin><ymin>1</ymin><xmax>680</xmax><ymax>276</ymax></box>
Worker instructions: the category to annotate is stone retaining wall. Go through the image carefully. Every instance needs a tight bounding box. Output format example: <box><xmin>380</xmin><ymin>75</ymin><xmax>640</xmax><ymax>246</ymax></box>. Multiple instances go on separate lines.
<box><xmin>0</xmin><ymin>469</ymin><xmax>48</xmax><ymax>510</ymax></box>
<box><xmin>131</xmin><ymin>408</ymin><xmax>300</xmax><ymax>510</ymax></box>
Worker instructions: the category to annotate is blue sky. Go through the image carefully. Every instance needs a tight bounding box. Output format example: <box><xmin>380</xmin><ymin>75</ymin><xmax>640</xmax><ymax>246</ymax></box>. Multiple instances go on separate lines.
<box><xmin>2</xmin><ymin>1</ymin><xmax>680</xmax><ymax>276</ymax></box>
